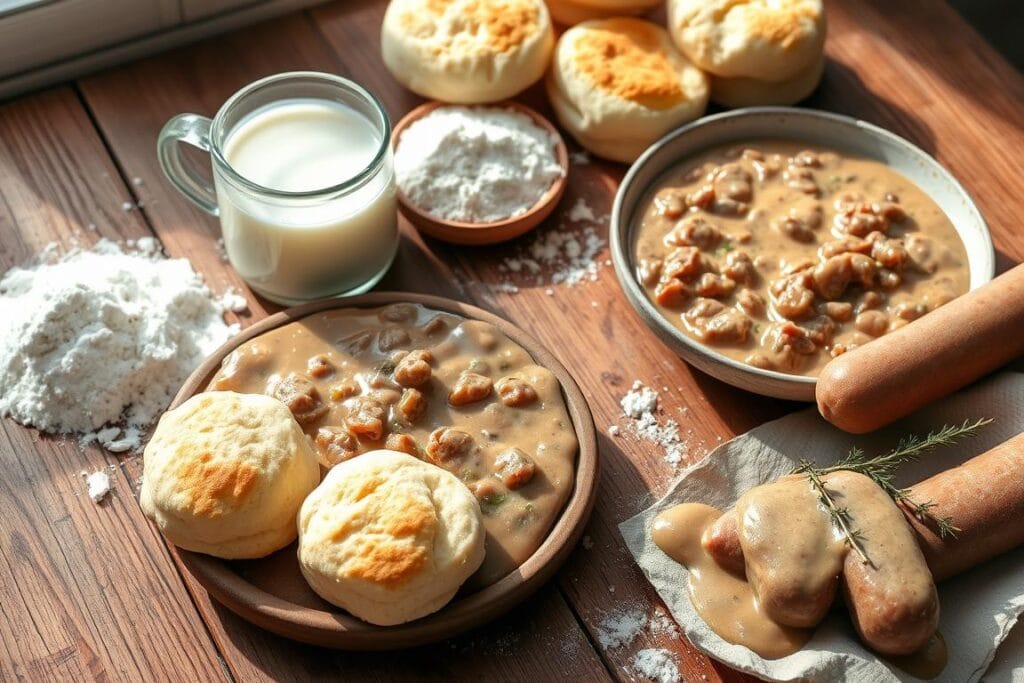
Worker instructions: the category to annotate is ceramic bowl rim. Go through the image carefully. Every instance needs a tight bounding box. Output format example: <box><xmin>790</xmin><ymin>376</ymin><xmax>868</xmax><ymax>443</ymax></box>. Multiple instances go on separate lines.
<box><xmin>610</xmin><ymin>106</ymin><xmax>995</xmax><ymax>395</ymax></box>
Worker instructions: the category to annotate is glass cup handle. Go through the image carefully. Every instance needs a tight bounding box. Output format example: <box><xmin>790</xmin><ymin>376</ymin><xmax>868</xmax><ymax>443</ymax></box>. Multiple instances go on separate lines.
<box><xmin>157</xmin><ymin>113</ymin><xmax>219</xmax><ymax>216</ymax></box>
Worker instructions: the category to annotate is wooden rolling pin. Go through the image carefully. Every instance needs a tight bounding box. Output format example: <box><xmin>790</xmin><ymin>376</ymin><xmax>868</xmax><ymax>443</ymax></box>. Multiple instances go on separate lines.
<box><xmin>817</xmin><ymin>263</ymin><xmax>1024</xmax><ymax>434</ymax></box>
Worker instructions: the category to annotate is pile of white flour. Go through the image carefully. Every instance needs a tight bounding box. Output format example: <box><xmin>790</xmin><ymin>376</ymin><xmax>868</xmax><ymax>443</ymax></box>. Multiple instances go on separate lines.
<box><xmin>0</xmin><ymin>238</ymin><xmax>239</xmax><ymax>452</ymax></box>
<box><xmin>394</xmin><ymin>106</ymin><xmax>564</xmax><ymax>223</ymax></box>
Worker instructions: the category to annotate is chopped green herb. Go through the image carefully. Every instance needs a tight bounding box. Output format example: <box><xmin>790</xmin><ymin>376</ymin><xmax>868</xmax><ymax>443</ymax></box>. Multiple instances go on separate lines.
<box><xmin>825</xmin><ymin>175</ymin><xmax>846</xmax><ymax>193</ymax></box>
<box><xmin>373</xmin><ymin>360</ymin><xmax>397</xmax><ymax>375</ymax></box>
<box><xmin>480</xmin><ymin>492</ymin><xmax>507</xmax><ymax>515</ymax></box>
<box><xmin>715</xmin><ymin>241</ymin><xmax>734</xmax><ymax>255</ymax></box>
<box><xmin>517</xmin><ymin>503</ymin><xmax>536</xmax><ymax>528</ymax></box>
<box><xmin>753</xmin><ymin>323</ymin><xmax>762</xmax><ymax>334</ymax></box>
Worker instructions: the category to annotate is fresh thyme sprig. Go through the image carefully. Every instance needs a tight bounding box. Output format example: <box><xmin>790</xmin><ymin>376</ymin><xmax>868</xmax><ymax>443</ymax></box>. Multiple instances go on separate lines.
<box><xmin>793</xmin><ymin>418</ymin><xmax>992</xmax><ymax>561</ymax></box>
<box><xmin>795</xmin><ymin>461</ymin><xmax>872</xmax><ymax>566</ymax></box>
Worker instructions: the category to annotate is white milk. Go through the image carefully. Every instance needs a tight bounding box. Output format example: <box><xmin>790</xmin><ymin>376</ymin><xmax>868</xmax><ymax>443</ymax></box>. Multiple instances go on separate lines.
<box><xmin>217</xmin><ymin>98</ymin><xmax>398</xmax><ymax>304</ymax></box>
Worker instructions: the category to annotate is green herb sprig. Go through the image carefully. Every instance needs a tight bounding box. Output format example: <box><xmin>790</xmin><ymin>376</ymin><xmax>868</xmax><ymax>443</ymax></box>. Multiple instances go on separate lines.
<box><xmin>794</xmin><ymin>418</ymin><xmax>991</xmax><ymax>562</ymax></box>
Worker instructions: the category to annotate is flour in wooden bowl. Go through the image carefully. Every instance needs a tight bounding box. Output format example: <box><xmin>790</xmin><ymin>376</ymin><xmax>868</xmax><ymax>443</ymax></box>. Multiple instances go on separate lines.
<box><xmin>0</xmin><ymin>238</ymin><xmax>239</xmax><ymax>452</ymax></box>
<box><xmin>394</xmin><ymin>105</ymin><xmax>564</xmax><ymax>223</ymax></box>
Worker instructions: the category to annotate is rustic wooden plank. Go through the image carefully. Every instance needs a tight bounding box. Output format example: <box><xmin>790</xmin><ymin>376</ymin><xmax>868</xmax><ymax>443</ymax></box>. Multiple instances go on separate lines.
<box><xmin>59</xmin><ymin>0</ymin><xmax>1024</xmax><ymax>681</ymax></box>
<box><xmin>186</xmin><ymin>578</ymin><xmax>612</xmax><ymax>682</ymax></box>
<box><xmin>78</xmin><ymin>11</ymin><xmax>611</xmax><ymax>682</ymax></box>
<box><xmin>0</xmin><ymin>87</ymin><xmax>226</xmax><ymax>682</ymax></box>
<box><xmin>311</xmin><ymin>1</ymin><xmax>1024</xmax><ymax>681</ymax></box>
<box><xmin>309</xmin><ymin>2</ymin><xmax>774</xmax><ymax>680</ymax></box>
<box><xmin>819</xmin><ymin>0</ymin><xmax>1024</xmax><ymax>269</ymax></box>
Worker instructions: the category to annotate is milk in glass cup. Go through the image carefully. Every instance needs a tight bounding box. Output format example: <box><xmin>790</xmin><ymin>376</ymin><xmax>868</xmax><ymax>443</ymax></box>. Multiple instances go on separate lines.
<box><xmin>158</xmin><ymin>72</ymin><xmax>398</xmax><ymax>304</ymax></box>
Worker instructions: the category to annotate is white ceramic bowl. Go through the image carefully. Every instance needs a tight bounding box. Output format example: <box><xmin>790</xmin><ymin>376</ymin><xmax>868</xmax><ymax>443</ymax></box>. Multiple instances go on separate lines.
<box><xmin>610</xmin><ymin>107</ymin><xmax>995</xmax><ymax>401</ymax></box>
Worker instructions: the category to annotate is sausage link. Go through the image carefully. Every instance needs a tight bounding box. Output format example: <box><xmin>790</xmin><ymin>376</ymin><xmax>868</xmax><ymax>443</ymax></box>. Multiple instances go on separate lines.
<box><xmin>700</xmin><ymin>509</ymin><xmax>745</xmax><ymax>576</ymax></box>
<box><xmin>906</xmin><ymin>432</ymin><xmax>1024</xmax><ymax>581</ymax></box>
<box><xmin>702</xmin><ymin>434</ymin><xmax>1024</xmax><ymax>582</ymax></box>
<box><xmin>831</xmin><ymin>471</ymin><xmax>938</xmax><ymax>656</ymax></box>
<box><xmin>817</xmin><ymin>264</ymin><xmax>1024</xmax><ymax>434</ymax></box>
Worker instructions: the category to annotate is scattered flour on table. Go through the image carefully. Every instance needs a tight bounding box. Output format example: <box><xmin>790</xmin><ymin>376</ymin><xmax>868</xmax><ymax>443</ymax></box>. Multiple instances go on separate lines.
<box><xmin>632</xmin><ymin>648</ymin><xmax>681</xmax><ymax>683</ymax></box>
<box><xmin>84</xmin><ymin>470</ymin><xmax>111</xmax><ymax>503</ymax></box>
<box><xmin>621</xmin><ymin>381</ymin><xmax>658</xmax><ymax>418</ymax></box>
<box><xmin>218</xmin><ymin>286</ymin><xmax>249</xmax><ymax>313</ymax></box>
<box><xmin>619</xmin><ymin>382</ymin><xmax>692</xmax><ymax>467</ymax></box>
<box><xmin>567</xmin><ymin>197</ymin><xmax>597</xmax><ymax>223</ymax></box>
<box><xmin>214</xmin><ymin>237</ymin><xmax>229</xmax><ymax>263</ymax></box>
<box><xmin>394</xmin><ymin>106</ymin><xmax>564</xmax><ymax>224</ymax></box>
<box><xmin>0</xmin><ymin>238</ymin><xmax>240</xmax><ymax>452</ymax></box>
<box><xmin>497</xmin><ymin>196</ymin><xmax>609</xmax><ymax>291</ymax></box>
<box><xmin>648</xmin><ymin>611</ymin><xmax>681</xmax><ymax>638</ymax></box>
<box><xmin>597</xmin><ymin>608</ymin><xmax>649</xmax><ymax>649</ymax></box>
<box><xmin>596</xmin><ymin>605</ymin><xmax>684</xmax><ymax>653</ymax></box>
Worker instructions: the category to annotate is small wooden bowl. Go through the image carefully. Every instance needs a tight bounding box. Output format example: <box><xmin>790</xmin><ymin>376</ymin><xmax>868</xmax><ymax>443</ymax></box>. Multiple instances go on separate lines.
<box><xmin>164</xmin><ymin>292</ymin><xmax>598</xmax><ymax>649</ymax></box>
<box><xmin>392</xmin><ymin>101</ymin><xmax>569</xmax><ymax>245</ymax></box>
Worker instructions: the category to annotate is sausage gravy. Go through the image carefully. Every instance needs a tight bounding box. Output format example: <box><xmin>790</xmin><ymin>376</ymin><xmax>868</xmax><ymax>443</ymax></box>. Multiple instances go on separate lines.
<box><xmin>652</xmin><ymin>473</ymin><xmax>944</xmax><ymax>675</ymax></box>
<box><xmin>633</xmin><ymin>141</ymin><xmax>970</xmax><ymax>376</ymax></box>
<box><xmin>209</xmin><ymin>303</ymin><xmax>578</xmax><ymax>587</ymax></box>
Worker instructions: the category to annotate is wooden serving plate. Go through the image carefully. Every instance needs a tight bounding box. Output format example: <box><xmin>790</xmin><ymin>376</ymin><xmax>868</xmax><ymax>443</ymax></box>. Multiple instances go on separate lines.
<box><xmin>164</xmin><ymin>291</ymin><xmax>599</xmax><ymax>649</ymax></box>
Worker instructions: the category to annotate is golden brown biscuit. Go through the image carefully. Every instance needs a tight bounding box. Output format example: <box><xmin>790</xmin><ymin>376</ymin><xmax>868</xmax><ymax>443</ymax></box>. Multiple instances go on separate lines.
<box><xmin>543</xmin><ymin>0</ymin><xmax>660</xmax><ymax>27</ymax></box>
<box><xmin>140</xmin><ymin>392</ymin><xmax>320</xmax><ymax>559</ymax></box>
<box><xmin>547</xmin><ymin>18</ymin><xmax>709</xmax><ymax>163</ymax></box>
<box><xmin>297</xmin><ymin>450</ymin><xmax>485</xmax><ymax>625</ymax></box>
<box><xmin>668</xmin><ymin>0</ymin><xmax>825</xmax><ymax>82</ymax></box>
<box><xmin>381</xmin><ymin>0</ymin><xmax>554</xmax><ymax>104</ymax></box>
<box><xmin>710</xmin><ymin>54</ymin><xmax>825</xmax><ymax>107</ymax></box>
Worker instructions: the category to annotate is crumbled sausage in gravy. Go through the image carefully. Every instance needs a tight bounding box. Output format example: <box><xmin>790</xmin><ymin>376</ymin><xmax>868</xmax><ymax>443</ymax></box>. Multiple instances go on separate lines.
<box><xmin>208</xmin><ymin>304</ymin><xmax>578</xmax><ymax>587</ymax></box>
<box><xmin>633</xmin><ymin>142</ymin><xmax>970</xmax><ymax>376</ymax></box>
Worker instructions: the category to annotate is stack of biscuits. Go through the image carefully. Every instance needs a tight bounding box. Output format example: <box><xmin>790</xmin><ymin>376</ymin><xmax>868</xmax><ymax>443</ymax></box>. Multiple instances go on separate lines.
<box><xmin>379</xmin><ymin>0</ymin><xmax>827</xmax><ymax>163</ymax></box>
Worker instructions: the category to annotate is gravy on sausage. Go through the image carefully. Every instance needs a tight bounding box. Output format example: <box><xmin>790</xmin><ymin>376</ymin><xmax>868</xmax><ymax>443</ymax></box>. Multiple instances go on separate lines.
<box><xmin>633</xmin><ymin>141</ymin><xmax>970</xmax><ymax>376</ymax></box>
<box><xmin>208</xmin><ymin>304</ymin><xmax>578</xmax><ymax>587</ymax></box>
<box><xmin>652</xmin><ymin>472</ymin><xmax>945</xmax><ymax>675</ymax></box>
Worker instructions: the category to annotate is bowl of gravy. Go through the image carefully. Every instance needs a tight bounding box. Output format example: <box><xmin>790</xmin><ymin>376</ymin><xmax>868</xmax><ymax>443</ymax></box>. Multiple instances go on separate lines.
<box><xmin>611</xmin><ymin>107</ymin><xmax>994</xmax><ymax>400</ymax></box>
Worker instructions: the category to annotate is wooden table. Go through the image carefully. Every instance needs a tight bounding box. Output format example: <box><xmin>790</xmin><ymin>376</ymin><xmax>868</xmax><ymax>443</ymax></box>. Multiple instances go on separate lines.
<box><xmin>2</xmin><ymin>1</ymin><xmax>1022</xmax><ymax>680</ymax></box>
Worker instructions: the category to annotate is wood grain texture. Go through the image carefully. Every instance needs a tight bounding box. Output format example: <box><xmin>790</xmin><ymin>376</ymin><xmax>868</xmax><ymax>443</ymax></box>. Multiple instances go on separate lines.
<box><xmin>0</xmin><ymin>87</ymin><xmax>226</xmax><ymax>682</ymax></box>
<box><xmin>313</xmin><ymin>0</ymin><xmax>1024</xmax><ymax>678</ymax></box>
<box><xmin>311</xmin><ymin>1</ymin><xmax>781</xmax><ymax>680</ymax></box>
<box><xmin>78</xmin><ymin>10</ymin><xmax>612</xmax><ymax>682</ymax></box>
<box><xmin>1</xmin><ymin>0</ymin><xmax>1021</xmax><ymax>681</ymax></box>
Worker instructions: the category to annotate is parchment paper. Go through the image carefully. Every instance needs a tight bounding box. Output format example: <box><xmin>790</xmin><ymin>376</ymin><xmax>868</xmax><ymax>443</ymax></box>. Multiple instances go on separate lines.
<box><xmin>620</xmin><ymin>372</ymin><xmax>1024</xmax><ymax>682</ymax></box>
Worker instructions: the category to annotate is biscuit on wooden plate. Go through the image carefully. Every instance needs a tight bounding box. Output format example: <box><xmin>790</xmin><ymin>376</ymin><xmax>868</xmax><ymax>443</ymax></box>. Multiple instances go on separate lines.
<box><xmin>546</xmin><ymin>17</ymin><xmax>709</xmax><ymax>163</ymax></box>
<box><xmin>297</xmin><ymin>449</ymin><xmax>486</xmax><ymax>626</ymax></box>
<box><xmin>381</xmin><ymin>0</ymin><xmax>554</xmax><ymax>104</ymax></box>
<box><xmin>140</xmin><ymin>391</ymin><xmax>321</xmax><ymax>559</ymax></box>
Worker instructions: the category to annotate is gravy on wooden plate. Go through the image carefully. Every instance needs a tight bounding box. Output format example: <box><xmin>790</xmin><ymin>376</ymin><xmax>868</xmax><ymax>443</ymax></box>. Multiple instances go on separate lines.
<box><xmin>633</xmin><ymin>141</ymin><xmax>970</xmax><ymax>376</ymax></box>
<box><xmin>209</xmin><ymin>303</ymin><xmax>578</xmax><ymax>587</ymax></box>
